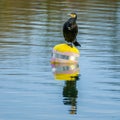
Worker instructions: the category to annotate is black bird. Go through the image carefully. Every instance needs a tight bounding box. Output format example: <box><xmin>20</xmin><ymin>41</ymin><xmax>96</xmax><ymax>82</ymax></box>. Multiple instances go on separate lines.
<box><xmin>63</xmin><ymin>13</ymin><xmax>81</xmax><ymax>47</ymax></box>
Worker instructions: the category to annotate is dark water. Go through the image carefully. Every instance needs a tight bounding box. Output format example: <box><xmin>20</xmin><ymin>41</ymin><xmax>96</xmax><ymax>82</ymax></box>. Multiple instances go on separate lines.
<box><xmin>0</xmin><ymin>0</ymin><xmax>120</xmax><ymax>120</ymax></box>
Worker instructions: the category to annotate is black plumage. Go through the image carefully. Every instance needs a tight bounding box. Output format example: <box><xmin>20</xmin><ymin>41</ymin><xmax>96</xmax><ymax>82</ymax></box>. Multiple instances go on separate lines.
<box><xmin>63</xmin><ymin>13</ymin><xmax>81</xmax><ymax>47</ymax></box>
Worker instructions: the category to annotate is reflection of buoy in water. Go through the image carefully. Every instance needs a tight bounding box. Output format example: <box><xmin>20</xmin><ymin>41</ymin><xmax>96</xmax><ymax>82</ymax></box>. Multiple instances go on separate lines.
<box><xmin>51</xmin><ymin>44</ymin><xmax>80</xmax><ymax>64</ymax></box>
<box><xmin>51</xmin><ymin>63</ymin><xmax>80</xmax><ymax>81</ymax></box>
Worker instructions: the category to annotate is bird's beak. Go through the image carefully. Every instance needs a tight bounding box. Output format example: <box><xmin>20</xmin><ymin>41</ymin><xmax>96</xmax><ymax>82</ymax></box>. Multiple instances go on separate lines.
<box><xmin>68</xmin><ymin>13</ymin><xmax>76</xmax><ymax>18</ymax></box>
<box><xmin>68</xmin><ymin>13</ymin><xmax>73</xmax><ymax>18</ymax></box>
<box><xmin>68</xmin><ymin>13</ymin><xmax>71</xmax><ymax>16</ymax></box>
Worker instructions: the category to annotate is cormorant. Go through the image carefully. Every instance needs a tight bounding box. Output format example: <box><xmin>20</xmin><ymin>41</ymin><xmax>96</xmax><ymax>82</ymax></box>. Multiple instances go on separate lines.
<box><xmin>63</xmin><ymin>13</ymin><xmax>81</xmax><ymax>47</ymax></box>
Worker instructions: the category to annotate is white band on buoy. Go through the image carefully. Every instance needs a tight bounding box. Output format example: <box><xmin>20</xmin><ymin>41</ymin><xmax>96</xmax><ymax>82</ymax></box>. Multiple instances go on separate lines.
<box><xmin>51</xmin><ymin>44</ymin><xmax>80</xmax><ymax>64</ymax></box>
<box><xmin>53</xmin><ymin>50</ymin><xmax>79</xmax><ymax>61</ymax></box>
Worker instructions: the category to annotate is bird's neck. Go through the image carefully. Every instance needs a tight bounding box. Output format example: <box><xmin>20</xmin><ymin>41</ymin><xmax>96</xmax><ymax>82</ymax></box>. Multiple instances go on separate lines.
<box><xmin>69</xmin><ymin>18</ymin><xmax>77</xmax><ymax>23</ymax></box>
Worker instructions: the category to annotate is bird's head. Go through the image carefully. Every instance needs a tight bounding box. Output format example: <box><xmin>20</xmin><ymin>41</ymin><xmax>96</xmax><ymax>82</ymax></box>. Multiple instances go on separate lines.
<box><xmin>68</xmin><ymin>13</ymin><xmax>77</xmax><ymax>19</ymax></box>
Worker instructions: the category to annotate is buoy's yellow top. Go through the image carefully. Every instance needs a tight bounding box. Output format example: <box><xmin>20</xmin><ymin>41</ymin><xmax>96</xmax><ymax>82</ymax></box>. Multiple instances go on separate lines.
<box><xmin>53</xmin><ymin>44</ymin><xmax>79</xmax><ymax>54</ymax></box>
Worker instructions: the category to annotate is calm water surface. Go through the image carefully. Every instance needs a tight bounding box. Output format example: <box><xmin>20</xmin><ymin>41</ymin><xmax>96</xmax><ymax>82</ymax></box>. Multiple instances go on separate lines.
<box><xmin>0</xmin><ymin>0</ymin><xmax>120</xmax><ymax>120</ymax></box>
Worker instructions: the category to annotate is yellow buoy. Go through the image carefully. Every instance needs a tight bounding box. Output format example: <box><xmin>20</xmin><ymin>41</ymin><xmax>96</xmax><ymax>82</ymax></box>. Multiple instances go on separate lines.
<box><xmin>51</xmin><ymin>44</ymin><xmax>80</xmax><ymax>64</ymax></box>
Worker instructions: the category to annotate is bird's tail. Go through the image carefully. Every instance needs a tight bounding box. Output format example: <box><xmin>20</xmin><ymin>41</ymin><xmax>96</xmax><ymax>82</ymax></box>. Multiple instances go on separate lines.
<box><xmin>73</xmin><ymin>41</ymin><xmax>81</xmax><ymax>47</ymax></box>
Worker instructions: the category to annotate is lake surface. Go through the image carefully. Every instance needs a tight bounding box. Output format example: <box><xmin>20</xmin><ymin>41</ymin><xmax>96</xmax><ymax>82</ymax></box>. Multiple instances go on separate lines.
<box><xmin>0</xmin><ymin>0</ymin><xmax>120</xmax><ymax>120</ymax></box>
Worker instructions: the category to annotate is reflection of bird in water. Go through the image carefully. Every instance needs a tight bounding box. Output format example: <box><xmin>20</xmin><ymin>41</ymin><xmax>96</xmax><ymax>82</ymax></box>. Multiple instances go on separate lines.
<box><xmin>63</xmin><ymin>13</ymin><xmax>81</xmax><ymax>47</ymax></box>
<box><xmin>51</xmin><ymin>63</ymin><xmax>80</xmax><ymax>114</ymax></box>
<box><xmin>63</xmin><ymin>81</ymin><xmax>78</xmax><ymax>114</ymax></box>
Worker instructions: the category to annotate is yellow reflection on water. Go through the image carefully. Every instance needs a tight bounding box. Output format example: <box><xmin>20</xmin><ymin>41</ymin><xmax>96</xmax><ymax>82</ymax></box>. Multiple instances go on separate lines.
<box><xmin>51</xmin><ymin>63</ymin><xmax>80</xmax><ymax>81</ymax></box>
<box><xmin>51</xmin><ymin>63</ymin><xmax>80</xmax><ymax>114</ymax></box>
